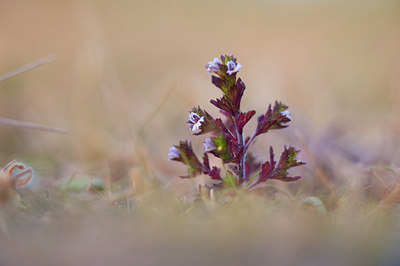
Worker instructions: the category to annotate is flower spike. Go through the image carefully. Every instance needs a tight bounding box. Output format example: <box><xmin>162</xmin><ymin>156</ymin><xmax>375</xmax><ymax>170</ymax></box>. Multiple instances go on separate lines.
<box><xmin>170</xmin><ymin>54</ymin><xmax>304</xmax><ymax>190</ymax></box>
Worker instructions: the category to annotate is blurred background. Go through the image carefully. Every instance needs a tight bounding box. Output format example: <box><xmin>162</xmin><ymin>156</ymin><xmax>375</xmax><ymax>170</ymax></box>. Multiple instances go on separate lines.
<box><xmin>1</xmin><ymin>0</ymin><xmax>400</xmax><ymax>191</ymax></box>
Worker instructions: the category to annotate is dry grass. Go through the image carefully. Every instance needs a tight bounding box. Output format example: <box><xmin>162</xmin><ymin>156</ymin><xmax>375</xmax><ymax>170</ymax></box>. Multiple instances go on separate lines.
<box><xmin>1</xmin><ymin>0</ymin><xmax>400</xmax><ymax>265</ymax></box>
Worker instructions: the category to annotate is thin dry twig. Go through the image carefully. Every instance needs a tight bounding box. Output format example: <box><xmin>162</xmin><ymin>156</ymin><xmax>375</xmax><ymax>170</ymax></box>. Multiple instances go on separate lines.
<box><xmin>0</xmin><ymin>117</ymin><xmax>67</xmax><ymax>134</ymax></box>
<box><xmin>297</xmin><ymin>136</ymin><xmax>336</xmax><ymax>192</ymax></box>
<box><xmin>0</xmin><ymin>55</ymin><xmax>56</xmax><ymax>83</ymax></box>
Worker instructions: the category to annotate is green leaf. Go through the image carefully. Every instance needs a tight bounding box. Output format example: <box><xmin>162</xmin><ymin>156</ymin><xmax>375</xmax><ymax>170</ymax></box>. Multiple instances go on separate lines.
<box><xmin>213</xmin><ymin>134</ymin><xmax>232</xmax><ymax>162</ymax></box>
<box><xmin>63</xmin><ymin>175</ymin><xmax>104</xmax><ymax>192</ymax></box>
<box><xmin>222</xmin><ymin>171</ymin><xmax>237</xmax><ymax>187</ymax></box>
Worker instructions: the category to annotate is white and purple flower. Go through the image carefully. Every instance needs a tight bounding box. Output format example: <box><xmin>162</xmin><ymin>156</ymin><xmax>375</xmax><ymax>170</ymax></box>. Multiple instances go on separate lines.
<box><xmin>168</xmin><ymin>147</ymin><xmax>181</xmax><ymax>160</ymax></box>
<box><xmin>203</xmin><ymin>138</ymin><xmax>217</xmax><ymax>153</ymax></box>
<box><xmin>205</xmin><ymin>58</ymin><xmax>221</xmax><ymax>74</ymax></box>
<box><xmin>226</xmin><ymin>60</ymin><xmax>242</xmax><ymax>75</ymax></box>
<box><xmin>188</xmin><ymin>112</ymin><xmax>205</xmax><ymax>131</ymax></box>
<box><xmin>280</xmin><ymin>110</ymin><xmax>292</xmax><ymax>125</ymax></box>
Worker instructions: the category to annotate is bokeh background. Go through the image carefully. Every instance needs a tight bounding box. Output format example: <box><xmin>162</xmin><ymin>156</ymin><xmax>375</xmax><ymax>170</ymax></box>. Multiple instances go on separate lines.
<box><xmin>1</xmin><ymin>1</ymin><xmax>400</xmax><ymax>265</ymax></box>
<box><xmin>1</xmin><ymin>0</ymin><xmax>399</xmax><ymax>175</ymax></box>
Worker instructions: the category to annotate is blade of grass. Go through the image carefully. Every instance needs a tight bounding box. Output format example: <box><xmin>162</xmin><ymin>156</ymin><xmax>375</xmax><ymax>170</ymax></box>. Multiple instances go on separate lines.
<box><xmin>0</xmin><ymin>117</ymin><xmax>67</xmax><ymax>134</ymax></box>
<box><xmin>0</xmin><ymin>55</ymin><xmax>56</xmax><ymax>83</ymax></box>
<box><xmin>243</xmin><ymin>170</ymin><xmax>261</xmax><ymax>189</ymax></box>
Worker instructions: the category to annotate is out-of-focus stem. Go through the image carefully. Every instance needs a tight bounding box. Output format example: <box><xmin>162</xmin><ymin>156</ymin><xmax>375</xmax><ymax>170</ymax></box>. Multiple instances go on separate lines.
<box><xmin>241</xmin><ymin>132</ymin><xmax>257</xmax><ymax>187</ymax></box>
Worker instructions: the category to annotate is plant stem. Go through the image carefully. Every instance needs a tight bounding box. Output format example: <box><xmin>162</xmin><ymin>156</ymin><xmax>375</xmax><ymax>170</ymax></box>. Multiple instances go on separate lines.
<box><xmin>241</xmin><ymin>131</ymin><xmax>258</xmax><ymax>186</ymax></box>
<box><xmin>241</xmin><ymin>133</ymin><xmax>247</xmax><ymax>182</ymax></box>
<box><xmin>244</xmin><ymin>132</ymin><xmax>257</xmax><ymax>151</ymax></box>
<box><xmin>232</xmin><ymin>117</ymin><xmax>243</xmax><ymax>182</ymax></box>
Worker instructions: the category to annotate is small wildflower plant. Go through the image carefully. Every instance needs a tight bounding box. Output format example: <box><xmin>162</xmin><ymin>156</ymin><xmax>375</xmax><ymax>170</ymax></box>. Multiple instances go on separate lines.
<box><xmin>169</xmin><ymin>55</ymin><xmax>304</xmax><ymax>190</ymax></box>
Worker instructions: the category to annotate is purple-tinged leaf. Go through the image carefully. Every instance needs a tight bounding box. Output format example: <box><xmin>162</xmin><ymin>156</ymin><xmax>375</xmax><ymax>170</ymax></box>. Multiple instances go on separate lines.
<box><xmin>257</xmin><ymin>146</ymin><xmax>304</xmax><ymax>184</ymax></box>
<box><xmin>209</xmin><ymin>167</ymin><xmax>222</xmax><ymax>181</ymax></box>
<box><xmin>173</xmin><ymin>140</ymin><xmax>204</xmax><ymax>178</ymax></box>
<box><xmin>231</xmin><ymin>78</ymin><xmax>246</xmax><ymax>111</ymax></box>
<box><xmin>232</xmin><ymin>145</ymin><xmax>243</xmax><ymax>164</ymax></box>
<box><xmin>277</xmin><ymin>146</ymin><xmax>305</xmax><ymax>170</ymax></box>
<box><xmin>210</xmin><ymin>79</ymin><xmax>246</xmax><ymax>117</ymax></box>
<box><xmin>258</xmin><ymin>146</ymin><xmax>276</xmax><ymax>182</ymax></box>
<box><xmin>215</xmin><ymin>118</ymin><xmax>237</xmax><ymax>143</ymax></box>
<box><xmin>202</xmin><ymin>153</ymin><xmax>210</xmax><ymax>173</ymax></box>
<box><xmin>212</xmin><ymin>75</ymin><xmax>223</xmax><ymax>90</ymax></box>
<box><xmin>237</xmin><ymin>110</ymin><xmax>256</xmax><ymax>134</ymax></box>
<box><xmin>255</xmin><ymin>101</ymin><xmax>291</xmax><ymax>136</ymax></box>
<box><xmin>210</xmin><ymin>95</ymin><xmax>237</xmax><ymax>117</ymax></box>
